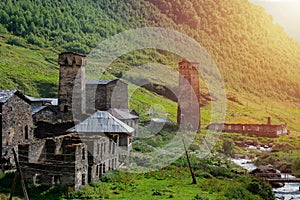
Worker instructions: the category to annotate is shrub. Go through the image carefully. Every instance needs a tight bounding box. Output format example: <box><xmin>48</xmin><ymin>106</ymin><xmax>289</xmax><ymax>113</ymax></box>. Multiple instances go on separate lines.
<box><xmin>247</xmin><ymin>178</ymin><xmax>275</xmax><ymax>200</ymax></box>
<box><xmin>224</xmin><ymin>186</ymin><xmax>256</xmax><ymax>200</ymax></box>
<box><xmin>194</xmin><ymin>171</ymin><xmax>213</xmax><ymax>179</ymax></box>
<box><xmin>193</xmin><ymin>194</ymin><xmax>209</xmax><ymax>200</ymax></box>
<box><xmin>292</xmin><ymin>158</ymin><xmax>300</xmax><ymax>177</ymax></box>
<box><xmin>7</xmin><ymin>37</ymin><xmax>27</xmax><ymax>47</ymax></box>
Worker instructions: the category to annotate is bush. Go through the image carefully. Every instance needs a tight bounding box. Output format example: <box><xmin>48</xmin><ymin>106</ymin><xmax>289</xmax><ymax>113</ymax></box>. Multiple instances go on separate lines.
<box><xmin>193</xmin><ymin>194</ymin><xmax>209</xmax><ymax>200</ymax></box>
<box><xmin>194</xmin><ymin>171</ymin><xmax>213</xmax><ymax>179</ymax></box>
<box><xmin>207</xmin><ymin>166</ymin><xmax>235</xmax><ymax>178</ymax></box>
<box><xmin>247</xmin><ymin>178</ymin><xmax>275</xmax><ymax>200</ymax></box>
<box><xmin>222</xmin><ymin>138</ymin><xmax>234</xmax><ymax>156</ymax></box>
<box><xmin>27</xmin><ymin>34</ymin><xmax>45</xmax><ymax>47</ymax></box>
<box><xmin>292</xmin><ymin>158</ymin><xmax>300</xmax><ymax>177</ymax></box>
<box><xmin>0</xmin><ymin>24</ymin><xmax>8</xmax><ymax>34</ymax></box>
<box><xmin>7</xmin><ymin>37</ymin><xmax>27</xmax><ymax>47</ymax></box>
<box><xmin>224</xmin><ymin>186</ymin><xmax>256</xmax><ymax>200</ymax></box>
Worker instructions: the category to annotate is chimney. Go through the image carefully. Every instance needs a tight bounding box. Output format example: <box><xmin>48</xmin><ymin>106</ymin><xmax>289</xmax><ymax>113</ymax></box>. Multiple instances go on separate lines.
<box><xmin>267</xmin><ymin>117</ymin><xmax>271</xmax><ymax>125</ymax></box>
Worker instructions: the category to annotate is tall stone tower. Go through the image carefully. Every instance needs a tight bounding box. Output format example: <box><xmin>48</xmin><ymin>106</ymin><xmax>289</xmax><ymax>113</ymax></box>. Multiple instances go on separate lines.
<box><xmin>58</xmin><ymin>52</ymin><xmax>86</xmax><ymax>120</ymax></box>
<box><xmin>177</xmin><ymin>61</ymin><xmax>200</xmax><ymax>131</ymax></box>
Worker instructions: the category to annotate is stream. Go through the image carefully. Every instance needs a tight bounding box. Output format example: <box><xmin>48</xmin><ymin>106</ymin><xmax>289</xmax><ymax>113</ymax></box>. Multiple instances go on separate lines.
<box><xmin>231</xmin><ymin>158</ymin><xmax>300</xmax><ymax>200</ymax></box>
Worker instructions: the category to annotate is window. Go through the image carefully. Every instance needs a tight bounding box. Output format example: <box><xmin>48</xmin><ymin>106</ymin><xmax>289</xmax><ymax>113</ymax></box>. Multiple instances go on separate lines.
<box><xmin>97</xmin><ymin>144</ymin><xmax>100</xmax><ymax>155</ymax></box>
<box><xmin>25</xmin><ymin>125</ymin><xmax>29</xmax><ymax>140</ymax></box>
<box><xmin>53</xmin><ymin>175</ymin><xmax>61</xmax><ymax>185</ymax></box>
<box><xmin>82</xmin><ymin>174</ymin><xmax>86</xmax><ymax>185</ymax></box>
<box><xmin>64</xmin><ymin>105</ymin><xmax>68</xmax><ymax>113</ymax></box>
<box><xmin>82</xmin><ymin>148</ymin><xmax>85</xmax><ymax>160</ymax></box>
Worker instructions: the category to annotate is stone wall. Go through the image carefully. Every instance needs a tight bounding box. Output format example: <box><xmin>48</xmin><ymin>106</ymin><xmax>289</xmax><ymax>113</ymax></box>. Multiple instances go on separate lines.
<box><xmin>19</xmin><ymin>136</ymin><xmax>88</xmax><ymax>190</ymax></box>
<box><xmin>86</xmin><ymin>80</ymin><xmax>128</xmax><ymax>113</ymax></box>
<box><xmin>32</xmin><ymin>106</ymin><xmax>58</xmax><ymax>124</ymax></box>
<box><xmin>207</xmin><ymin>123</ymin><xmax>288</xmax><ymax>138</ymax></box>
<box><xmin>80</xmin><ymin>135</ymin><xmax>118</xmax><ymax>183</ymax></box>
<box><xmin>1</xmin><ymin>94</ymin><xmax>33</xmax><ymax>159</ymax></box>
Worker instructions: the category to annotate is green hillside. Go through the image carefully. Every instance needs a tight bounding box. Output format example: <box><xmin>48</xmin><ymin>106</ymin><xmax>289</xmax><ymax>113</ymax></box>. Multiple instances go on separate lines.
<box><xmin>0</xmin><ymin>0</ymin><xmax>299</xmax><ymax>131</ymax></box>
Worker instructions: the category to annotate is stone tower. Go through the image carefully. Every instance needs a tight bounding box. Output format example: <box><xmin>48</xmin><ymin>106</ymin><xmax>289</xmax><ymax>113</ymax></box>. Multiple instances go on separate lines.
<box><xmin>58</xmin><ymin>52</ymin><xmax>86</xmax><ymax>120</ymax></box>
<box><xmin>177</xmin><ymin>61</ymin><xmax>200</xmax><ymax>131</ymax></box>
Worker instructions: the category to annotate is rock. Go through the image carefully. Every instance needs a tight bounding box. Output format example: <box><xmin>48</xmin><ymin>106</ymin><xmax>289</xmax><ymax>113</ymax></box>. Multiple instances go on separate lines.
<box><xmin>253</xmin><ymin>141</ymin><xmax>259</xmax><ymax>146</ymax></box>
<box><xmin>249</xmin><ymin>165</ymin><xmax>280</xmax><ymax>178</ymax></box>
<box><xmin>245</xmin><ymin>140</ymin><xmax>254</xmax><ymax>146</ymax></box>
<box><xmin>235</xmin><ymin>141</ymin><xmax>246</xmax><ymax>148</ymax></box>
<box><xmin>279</xmin><ymin>165</ymin><xmax>292</xmax><ymax>174</ymax></box>
<box><xmin>233</xmin><ymin>154</ymin><xmax>245</xmax><ymax>159</ymax></box>
<box><xmin>271</xmin><ymin>182</ymin><xmax>285</xmax><ymax>188</ymax></box>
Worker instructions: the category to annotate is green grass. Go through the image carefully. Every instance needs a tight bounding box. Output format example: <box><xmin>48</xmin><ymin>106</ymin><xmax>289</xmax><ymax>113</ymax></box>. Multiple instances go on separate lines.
<box><xmin>0</xmin><ymin>34</ymin><xmax>58</xmax><ymax>97</ymax></box>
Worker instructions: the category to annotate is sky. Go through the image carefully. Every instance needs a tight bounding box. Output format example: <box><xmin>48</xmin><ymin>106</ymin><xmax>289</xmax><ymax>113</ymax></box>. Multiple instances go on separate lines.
<box><xmin>249</xmin><ymin>0</ymin><xmax>300</xmax><ymax>43</ymax></box>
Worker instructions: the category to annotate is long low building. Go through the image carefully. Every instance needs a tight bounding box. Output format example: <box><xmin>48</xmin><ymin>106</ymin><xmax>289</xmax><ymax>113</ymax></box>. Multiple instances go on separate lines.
<box><xmin>206</xmin><ymin>117</ymin><xmax>288</xmax><ymax>138</ymax></box>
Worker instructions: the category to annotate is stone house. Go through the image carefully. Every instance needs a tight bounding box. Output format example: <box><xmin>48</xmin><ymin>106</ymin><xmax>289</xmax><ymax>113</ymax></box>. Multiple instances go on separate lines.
<box><xmin>1</xmin><ymin>51</ymin><xmax>137</xmax><ymax>190</ymax></box>
<box><xmin>19</xmin><ymin>133</ymin><xmax>118</xmax><ymax>190</ymax></box>
<box><xmin>0</xmin><ymin>90</ymin><xmax>33</xmax><ymax>161</ymax></box>
<box><xmin>108</xmin><ymin>108</ymin><xmax>139</xmax><ymax>138</ymax></box>
<box><xmin>67</xmin><ymin>111</ymin><xmax>134</xmax><ymax>153</ymax></box>
<box><xmin>86</xmin><ymin>79</ymin><xmax>128</xmax><ymax>113</ymax></box>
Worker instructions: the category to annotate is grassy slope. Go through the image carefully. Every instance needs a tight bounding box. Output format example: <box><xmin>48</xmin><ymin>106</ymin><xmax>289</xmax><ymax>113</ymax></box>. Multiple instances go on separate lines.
<box><xmin>0</xmin><ymin>34</ymin><xmax>58</xmax><ymax>97</ymax></box>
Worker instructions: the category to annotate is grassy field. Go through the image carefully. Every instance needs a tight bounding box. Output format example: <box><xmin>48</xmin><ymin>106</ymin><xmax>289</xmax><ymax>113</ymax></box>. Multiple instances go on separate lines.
<box><xmin>0</xmin><ymin>158</ymin><xmax>274</xmax><ymax>200</ymax></box>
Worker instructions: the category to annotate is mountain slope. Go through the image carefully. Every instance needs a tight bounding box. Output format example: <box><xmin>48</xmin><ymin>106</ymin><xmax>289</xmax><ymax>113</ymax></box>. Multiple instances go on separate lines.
<box><xmin>0</xmin><ymin>0</ymin><xmax>299</xmax><ymax>130</ymax></box>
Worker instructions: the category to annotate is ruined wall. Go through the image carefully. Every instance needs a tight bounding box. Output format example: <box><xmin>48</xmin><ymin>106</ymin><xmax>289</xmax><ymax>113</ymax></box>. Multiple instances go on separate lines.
<box><xmin>1</xmin><ymin>94</ymin><xmax>33</xmax><ymax>158</ymax></box>
<box><xmin>19</xmin><ymin>140</ymin><xmax>88</xmax><ymax>190</ymax></box>
<box><xmin>81</xmin><ymin>136</ymin><xmax>118</xmax><ymax>182</ymax></box>
<box><xmin>177</xmin><ymin>61</ymin><xmax>200</xmax><ymax>131</ymax></box>
<box><xmin>207</xmin><ymin>123</ymin><xmax>288</xmax><ymax>138</ymax></box>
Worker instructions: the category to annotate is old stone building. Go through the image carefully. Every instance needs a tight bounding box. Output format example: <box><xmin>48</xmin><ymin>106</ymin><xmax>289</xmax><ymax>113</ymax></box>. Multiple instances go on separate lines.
<box><xmin>177</xmin><ymin>61</ymin><xmax>200</xmax><ymax>131</ymax></box>
<box><xmin>108</xmin><ymin>108</ymin><xmax>139</xmax><ymax>138</ymax></box>
<box><xmin>1</xmin><ymin>51</ymin><xmax>137</xmax><ymax>190</ymax></box>
<box><xmin>67</xmin><ymin>111</ymin><xmax>134</xmax><ymax>153</ymax></box>
<box><xmin>206</xmin><ymin>118</ymin><xmax>288</xmax><ymax>138</ymax></box>
<box><xmin>19</xmin><ymin>133</ymin><xmax>118</xmax><ymax>190</ymax></box>
<box><xmin>86</xmin><ymin>79</ymin><xmax>128</xmax><ymax>113</ymax></box>
<box><xmin>0</xmin><ymin>90</ymin><xmax>33</xmax><ymax>160</ymax></box>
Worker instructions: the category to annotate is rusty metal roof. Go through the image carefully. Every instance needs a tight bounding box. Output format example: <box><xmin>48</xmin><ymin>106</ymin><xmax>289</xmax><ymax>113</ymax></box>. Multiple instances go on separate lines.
<box><xmin>67</xmin><ymin>111</ymin><xmax>134</xmax><ymax>135</ymax></box>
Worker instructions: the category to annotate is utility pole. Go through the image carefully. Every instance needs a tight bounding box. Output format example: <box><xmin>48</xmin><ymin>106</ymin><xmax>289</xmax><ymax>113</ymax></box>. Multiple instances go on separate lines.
<box><xmin>182</xmin><ymin>139</ymin><xmax>197</xmax><ymax>184</ymax></box>
<box><xmin>9</xmin><ymin>148</ymin><xmax>29</xmax><ymax>200</ymax></box>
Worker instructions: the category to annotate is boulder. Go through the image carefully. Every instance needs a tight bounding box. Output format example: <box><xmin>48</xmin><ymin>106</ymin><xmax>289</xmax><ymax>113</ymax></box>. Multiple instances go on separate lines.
<box><xmin>249</xmin><ymin>165</ymin><xmax>280</xmax><ymax>178</ymax></box>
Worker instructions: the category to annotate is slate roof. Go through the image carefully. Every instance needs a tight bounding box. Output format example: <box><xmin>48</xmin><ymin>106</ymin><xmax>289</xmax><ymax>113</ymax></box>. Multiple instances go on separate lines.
<box><xmin>0</xmin><ymin>90</ymin><xmax>16</xmax><ymax>104</ymax></box>
<box><xmin>107</xmin><ymin>108</ymin><xmax>138</xmax><ymax>120</ymax></box>
<box><xmin>26</xmin><ymin>96</ymin><xmax>58</xmax><ymax>105</ymax></box>
<box><xmin>32</xmin><ymin>106</ymin><xmax>46</xmax><ymax>115</ymax></box>
<box><xmin>85</xmin><ymin>79</ymin><xmax>116</xmax><ymax>85</ymax></box>
<box><xmin>0</xmin><ymin>90</ymin><xmax>30</xmax><ymax>104</ymax></box>
<box><xmin>67</xmin><ymin>111</ymin><xmax>134</xmax><ymax>135</ymax></box>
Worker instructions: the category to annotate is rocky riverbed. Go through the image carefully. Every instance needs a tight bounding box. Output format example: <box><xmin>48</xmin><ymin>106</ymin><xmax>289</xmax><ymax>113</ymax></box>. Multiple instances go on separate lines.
<box><xmin>232</xmin><ymin>157</ymin><xmax>300</xmax><ymax>200</ymax></box>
